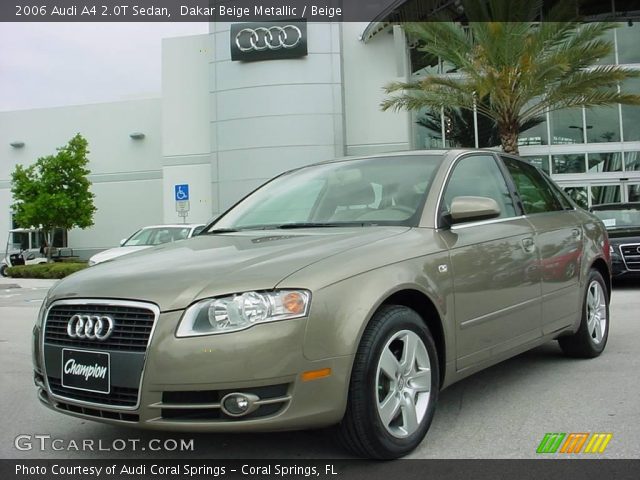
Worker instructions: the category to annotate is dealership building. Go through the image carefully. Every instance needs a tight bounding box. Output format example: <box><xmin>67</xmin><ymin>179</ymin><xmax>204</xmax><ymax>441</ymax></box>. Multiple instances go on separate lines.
<box><xmin>2</xmin><ymin>3</ymin><xmax>640</xmax><ymax>258</ymax></box>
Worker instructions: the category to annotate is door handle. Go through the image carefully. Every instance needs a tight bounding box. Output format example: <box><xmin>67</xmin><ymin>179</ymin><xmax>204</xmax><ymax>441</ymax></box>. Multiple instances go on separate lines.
<box><xmin>521</xmin><ymin>237</ymin><xmax>536</xmax><ymax>253</ymax></box>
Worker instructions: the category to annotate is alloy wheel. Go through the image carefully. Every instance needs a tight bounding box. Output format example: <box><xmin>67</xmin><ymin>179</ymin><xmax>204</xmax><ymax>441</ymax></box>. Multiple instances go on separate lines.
<box><xmin>586</xmin><ymin>280</ymin><xmax>607</xmax><ymax>345</ymax></box>
<box><xmin>375</xmin><ymin>330</ymin><xmax>431</xmax><ymax>438</ymax></box>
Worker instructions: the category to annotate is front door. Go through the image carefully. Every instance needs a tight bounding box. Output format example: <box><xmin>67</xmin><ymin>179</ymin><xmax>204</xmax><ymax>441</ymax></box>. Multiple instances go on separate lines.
<box><xmin>438</xmin><ymin>154</ymin><xmax>541</xmax><ymax>371</ymax></box>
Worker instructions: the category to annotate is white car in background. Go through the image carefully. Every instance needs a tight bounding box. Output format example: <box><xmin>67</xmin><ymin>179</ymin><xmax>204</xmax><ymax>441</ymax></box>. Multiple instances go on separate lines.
<box><xmin>88</xmin><ymin>224</ymin><xmax>206</xmax><ymax>266</ymax></box>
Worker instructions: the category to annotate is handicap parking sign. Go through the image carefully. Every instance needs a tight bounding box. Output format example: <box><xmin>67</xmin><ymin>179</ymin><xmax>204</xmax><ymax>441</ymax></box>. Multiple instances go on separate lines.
<box><xmin>174</xmin><ymin>184</ymin><xmax>189</xmax><ymax>201</ymax></box>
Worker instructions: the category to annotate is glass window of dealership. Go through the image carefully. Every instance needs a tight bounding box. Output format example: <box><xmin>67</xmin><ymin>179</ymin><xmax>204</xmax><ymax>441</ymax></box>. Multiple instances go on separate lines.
<box><xmin>413</xmin><ymin>10</ymin><xmax>640</xmax><ymax>209</ymax></box>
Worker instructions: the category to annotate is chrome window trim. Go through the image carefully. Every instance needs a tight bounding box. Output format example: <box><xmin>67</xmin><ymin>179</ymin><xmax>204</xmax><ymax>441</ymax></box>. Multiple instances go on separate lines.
<box><xmin>41</xmin><ymin>298</ymin><xmax>160</xmax><ymax>412</ymax></box>
<box><xmin>519</xmin><ymin>209</ymin><xmax>577</xmax><ymax>219</ymax></box>
<box><xmin>448</xmin><ymin>214</ymin><xmax>527</xmax><ymax>231</ymax></box>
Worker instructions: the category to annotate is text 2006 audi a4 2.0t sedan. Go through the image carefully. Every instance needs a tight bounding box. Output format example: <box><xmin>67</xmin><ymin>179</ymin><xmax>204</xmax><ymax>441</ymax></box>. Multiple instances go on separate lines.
<box><xmin>33</xmin><ymin>150</ymin><xmax>612</xmax><ymax>459</ymax></box>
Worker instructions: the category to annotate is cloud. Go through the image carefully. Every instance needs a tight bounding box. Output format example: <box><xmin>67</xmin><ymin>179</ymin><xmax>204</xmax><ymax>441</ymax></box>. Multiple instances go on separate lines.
<box><xmin>0</xmin><ymin>22</ymin><xmax>208</xmax><ymax>111</ymax></box>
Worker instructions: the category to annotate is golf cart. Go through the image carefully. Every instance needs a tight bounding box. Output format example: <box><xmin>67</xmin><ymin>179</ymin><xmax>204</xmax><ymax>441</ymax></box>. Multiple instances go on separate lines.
<box><xmin>1</xmin><ymin>228</ymin><xmax>49</xmax><ymax>277</ymax></box>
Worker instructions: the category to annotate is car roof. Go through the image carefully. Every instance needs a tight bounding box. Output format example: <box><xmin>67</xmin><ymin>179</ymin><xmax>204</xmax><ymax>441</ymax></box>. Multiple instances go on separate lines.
<box><xmin>296</xmin><ymin>149</ymin><xmax>506</xmax><ymax>171</ymax></box>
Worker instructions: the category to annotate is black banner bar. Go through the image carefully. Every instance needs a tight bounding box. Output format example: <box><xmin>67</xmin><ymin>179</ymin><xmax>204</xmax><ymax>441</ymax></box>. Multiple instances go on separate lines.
<box><xmin>2</xmin><ymin>0</ymin><xmax>640</xmax><ymax>22</ymax></box>
<box><xmin>2</xmin><ymin>459</ymin><xmax>640</xmax><ymax>480</ymax></box>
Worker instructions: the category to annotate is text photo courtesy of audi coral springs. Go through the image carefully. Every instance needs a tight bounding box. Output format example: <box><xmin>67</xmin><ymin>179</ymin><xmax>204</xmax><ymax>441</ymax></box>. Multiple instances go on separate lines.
<box><xmin>33</xmin><ymin>151</ymin><xmax>612</xmax><ymax>459</ymax></box>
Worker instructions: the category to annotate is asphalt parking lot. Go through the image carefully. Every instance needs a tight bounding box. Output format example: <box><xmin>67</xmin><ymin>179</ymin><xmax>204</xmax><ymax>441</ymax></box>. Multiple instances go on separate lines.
<box><xmin>1</xmin><ymin>278</ymin><xmax>638</xmax><ymax>459</ymax></box>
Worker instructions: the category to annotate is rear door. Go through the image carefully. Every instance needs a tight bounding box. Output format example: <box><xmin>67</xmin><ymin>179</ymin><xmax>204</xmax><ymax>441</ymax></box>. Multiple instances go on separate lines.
<box><xmin>437</xmin><ymin>154</ymin><xmax>542</xmax><ymax>371</ymax></box>
<box><xmin>500</xmin><ymin>156</ymin><xmax>583</xmax><ymax>335</ymax></box>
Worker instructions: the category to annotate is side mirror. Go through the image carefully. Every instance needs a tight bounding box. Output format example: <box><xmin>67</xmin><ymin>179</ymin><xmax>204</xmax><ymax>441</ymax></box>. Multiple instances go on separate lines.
<box><xmin>449</xmin><ymin>196</ymin><xmax>501</xmax><ymax>225</ymax></box>
<box><xmin>120</xmin><ymin>238</ymin><xmax>127</xmax><ymax>246</ymax></box>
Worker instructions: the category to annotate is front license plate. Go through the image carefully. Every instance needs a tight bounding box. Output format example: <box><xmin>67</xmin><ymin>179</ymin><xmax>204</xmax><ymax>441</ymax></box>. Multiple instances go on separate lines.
<box><xmin>61</xmin><ymin>348</ymin><xmax>110</xmax><ymax>394</ymax></box>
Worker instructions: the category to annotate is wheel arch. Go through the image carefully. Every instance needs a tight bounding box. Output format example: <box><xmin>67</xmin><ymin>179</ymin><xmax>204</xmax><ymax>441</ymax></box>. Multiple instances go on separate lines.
<box><xmin>590</xmin><ymin>257</ymin><xmax>611</xmax><ymax>299</ymax></box>
<box><xmin>378</xmin><ymin>289</ymin><xmax>446</xmax><ymax>388</ymax></box>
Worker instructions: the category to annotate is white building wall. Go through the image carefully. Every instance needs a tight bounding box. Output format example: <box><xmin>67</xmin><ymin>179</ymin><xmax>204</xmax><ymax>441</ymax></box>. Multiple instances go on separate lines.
<box><xmin>342</xmin><ymin>23</ymin><xmax>411</xmax><ymax>156</ymax></box>
<box><xmin>209</xmin><ymin>22</ymin><xmax>344</xmax><ymax>214</ymax></box>
<box><xmin>161</xmin><ymin>34</ymin><xmax>213</xmax><ymax>224</ymax></box>
<box><xmin>0</xmin><ymin>99</ymin><xmax>163</xmax><ymax>257</ymax></box>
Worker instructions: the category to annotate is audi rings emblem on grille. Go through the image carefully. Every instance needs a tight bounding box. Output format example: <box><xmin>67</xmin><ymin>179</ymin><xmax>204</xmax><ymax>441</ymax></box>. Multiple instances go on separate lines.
<box><xmin>235</xmin><ymin>25</ymin><xmax>302</xmax><ymax>52</ymax></box>
<box><xmin>67</xmin><ymin>314</ymin><xmax>115</xmax><ymax>341</ymax></box>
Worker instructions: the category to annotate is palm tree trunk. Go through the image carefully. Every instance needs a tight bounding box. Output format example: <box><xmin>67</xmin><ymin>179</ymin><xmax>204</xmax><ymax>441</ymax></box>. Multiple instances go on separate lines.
<box><xmin>498</xmin><ymin>122</ymin><xmax>520</xmax><ymax>155</ymax></box>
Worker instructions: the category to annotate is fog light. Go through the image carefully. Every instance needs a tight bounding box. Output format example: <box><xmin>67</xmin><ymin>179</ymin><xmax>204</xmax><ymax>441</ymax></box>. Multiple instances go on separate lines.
<box><xmin>220</xmin><ymin>392</ymin><xmax>259</xmax><ymax>417</ymax></box>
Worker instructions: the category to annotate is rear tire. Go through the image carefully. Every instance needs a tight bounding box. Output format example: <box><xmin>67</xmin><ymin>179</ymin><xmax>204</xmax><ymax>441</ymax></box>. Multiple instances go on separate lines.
<box><xmin>558</xmin><ymin>268</ymin><xmax>609</xmax><ymax>358</ymax></box>
<box><xmin>336</xmin><ymin>305</ymin><xmax>439</xmax><ymax>459</ymax></box>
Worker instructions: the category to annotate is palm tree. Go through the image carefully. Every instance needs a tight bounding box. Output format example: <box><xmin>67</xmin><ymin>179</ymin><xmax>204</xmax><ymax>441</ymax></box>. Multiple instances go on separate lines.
<box><xmin>381</xmin><ymin>0</ymin><xmax>640</xmax><ymax>155</ymax></box>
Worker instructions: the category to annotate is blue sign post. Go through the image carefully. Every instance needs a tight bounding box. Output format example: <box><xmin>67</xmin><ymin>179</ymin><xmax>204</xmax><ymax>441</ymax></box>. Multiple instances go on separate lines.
<box><xmin>174</xmin><ymin>184</ymin><xmax>189</xmax><ymax>201</ymax></box>
<box><xmin>174</xmin><ymin>184</ymin><xmax>190</xmax><ymax>223</ymax></box>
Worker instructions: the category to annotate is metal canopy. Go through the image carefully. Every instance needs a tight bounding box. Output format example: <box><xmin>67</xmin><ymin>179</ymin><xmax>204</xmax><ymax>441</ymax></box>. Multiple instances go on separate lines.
<box><xmin>360</xmin><ymin>0</ymin><xmax>640</xmax><ymax>43</ymax></box>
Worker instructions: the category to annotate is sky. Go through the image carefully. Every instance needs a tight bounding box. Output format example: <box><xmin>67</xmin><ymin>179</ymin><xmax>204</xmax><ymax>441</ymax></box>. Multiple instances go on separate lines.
<box><xmin>0</xmin><ymin>23</ymin><xmax>208</xmax><ymax>111</ymax></box>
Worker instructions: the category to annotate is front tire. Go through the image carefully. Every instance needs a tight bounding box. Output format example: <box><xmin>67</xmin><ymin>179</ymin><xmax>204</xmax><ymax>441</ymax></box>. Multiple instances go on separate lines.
<box><xmin>336</xmin><ymin>305</ymin><xmax>439</xmax><ymax>459</ymax></box>
<box><xmin>558</xmin><ymin>268</ymin><xmax>609</xmax><ymax>358</ymax></box>
<box><xmin>0</xmin><ymin>264</ymin><xmax>8</xmax><ymax>277</ymax></box>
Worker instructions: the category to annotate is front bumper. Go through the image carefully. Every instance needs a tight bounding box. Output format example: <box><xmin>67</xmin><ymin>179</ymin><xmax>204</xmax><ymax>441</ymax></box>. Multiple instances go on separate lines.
<box><xmin>34</xmin><ymin>308</ymin><xmax>353</xmax><ymax>432</ymax></box>
<box><xmin>611</xmin><ymin>256</ymin><xmax>640</xmax><ymax>279</ymax></box>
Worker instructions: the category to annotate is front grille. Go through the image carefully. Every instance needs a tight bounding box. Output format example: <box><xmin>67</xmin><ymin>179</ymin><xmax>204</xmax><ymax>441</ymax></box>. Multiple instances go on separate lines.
<box><xmin>56</xmin><ymin>401</ymin><xmax>139</xmax><ymax>422</ymax></box>
<box><xmin>48</xmin><ymin>377</ymin><xmax>138</xmax><ymax>407</ymax></box>
<box><xmin>620</xmin><ymin>244</ymin><xmax>640</xmax><ymax>271</ymax></box>
<box><xmin>44</xmin><ymin>304</ymin><xmax>155</xmax><ymax>352</ymax></box>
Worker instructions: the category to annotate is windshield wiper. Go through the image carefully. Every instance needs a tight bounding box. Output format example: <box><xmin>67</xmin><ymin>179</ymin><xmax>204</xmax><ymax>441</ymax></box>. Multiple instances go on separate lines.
<box><xmin>275</xmin><ymin>222</ymin><xmax>371</xmax><ymax>229</ymax></box>
<box><xmin>205</xmin><ymin>223</ymin><xmax>373</xmax><ymax>233</ymax></box>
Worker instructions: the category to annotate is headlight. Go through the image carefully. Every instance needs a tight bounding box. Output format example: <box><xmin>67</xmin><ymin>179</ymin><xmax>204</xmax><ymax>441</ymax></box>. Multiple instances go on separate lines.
<box><xmin>609</xmin><ymin>245</ymin><xmax>615</xmax><ymax>256</ymax></box>
<box><xmin>176</xmin><ymin>290</ymin><xmax>311</xmax><ymax>337</ymax></box>
<box><xmin>36</xmin><ymin>296</ymin><xmax>49</xmax><ymax>328</ymax></box>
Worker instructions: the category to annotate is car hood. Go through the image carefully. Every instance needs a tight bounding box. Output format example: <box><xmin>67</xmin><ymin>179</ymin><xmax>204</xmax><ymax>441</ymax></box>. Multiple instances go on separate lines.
<box><xmin>50</xmin><ymin>227</ymin><xmax>409</xmax><ymax>311</ymax></box>
<box><xmin>89</xmin><ymin>246</ymin><xmax>151</xmax><ymax>265</ymax></box>
<box><xmin>607</xmin><ymin>227</ymin><xmax>640</xmax><ymax>241</ymax></box>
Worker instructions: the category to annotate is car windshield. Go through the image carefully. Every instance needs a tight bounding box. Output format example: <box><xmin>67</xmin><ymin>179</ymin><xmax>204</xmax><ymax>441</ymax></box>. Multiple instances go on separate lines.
<box><xmin>124</xmin><ymin>227</ymin><xmax>192</xmax><ymax>246</ymax></box>
<box><xmin>592</xmin><ymin>207</ymin><xmax>640</xmax><ymax>229</ymax></box>
<box><xmin>208</xmin><ymin>155</ymin><xmax>444</xmax><ymax>231</ymax></box>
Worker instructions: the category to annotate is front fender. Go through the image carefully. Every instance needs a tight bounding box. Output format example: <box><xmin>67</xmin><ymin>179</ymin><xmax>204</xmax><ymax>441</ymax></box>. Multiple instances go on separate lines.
<box><xmin>292</xmin><ymin>251</ymin><xmax>453</xmax><ymax>363</ymax></box>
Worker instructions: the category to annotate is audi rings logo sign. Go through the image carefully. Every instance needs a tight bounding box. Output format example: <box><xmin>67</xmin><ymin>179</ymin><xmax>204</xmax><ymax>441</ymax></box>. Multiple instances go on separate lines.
<box><xmin>230</xmin><ymin>21</ymin><xmax>307</xmax><ymax>62</ymax></box>
<box><xmin>235</xmin><ymin>25</ymin><xmax>302</xmax><ymax>52</ymax></box>
<box><xmin>67</xmin><ymin>314</ymin><xmax>115</xmax><ymax>341</ymax></box>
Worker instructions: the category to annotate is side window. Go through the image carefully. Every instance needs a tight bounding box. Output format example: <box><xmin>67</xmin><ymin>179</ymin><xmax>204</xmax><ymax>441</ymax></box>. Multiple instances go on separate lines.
<box><xmin>541</xmin><ymin>173</ymin><xmax>574</xmax><ymax>210</ymax></box>
<box><xmin>443</xmin><ymin>155</ymin><xmax>516</xmax><ymax>219</ymax></box>
<box><xmin>501</xmin><ymin>156</ymin><xmax>563</xmax><ymax>214</ymax></box>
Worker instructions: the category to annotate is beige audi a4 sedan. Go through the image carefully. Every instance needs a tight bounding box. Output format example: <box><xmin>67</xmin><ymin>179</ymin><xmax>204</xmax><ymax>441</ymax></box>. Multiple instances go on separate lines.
<box><xmin>33</xmin><ymin>150</ymin><xmax>611</xmax><ymax>459</ymax></box>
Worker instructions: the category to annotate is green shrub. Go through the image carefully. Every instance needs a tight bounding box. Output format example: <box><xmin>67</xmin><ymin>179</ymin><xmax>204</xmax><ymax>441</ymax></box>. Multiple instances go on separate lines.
<box><xmin>6</xmin><ymin>262</ymin><xmax>88</xmax><ymax>279</ymax></box>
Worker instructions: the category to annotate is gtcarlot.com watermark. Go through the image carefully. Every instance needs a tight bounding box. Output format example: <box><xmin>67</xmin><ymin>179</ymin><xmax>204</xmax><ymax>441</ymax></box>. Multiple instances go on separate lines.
<box><xmin>14</xmin><ymin>434</ymin><xmax>194</xmax><ymax>452</ymax></box>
